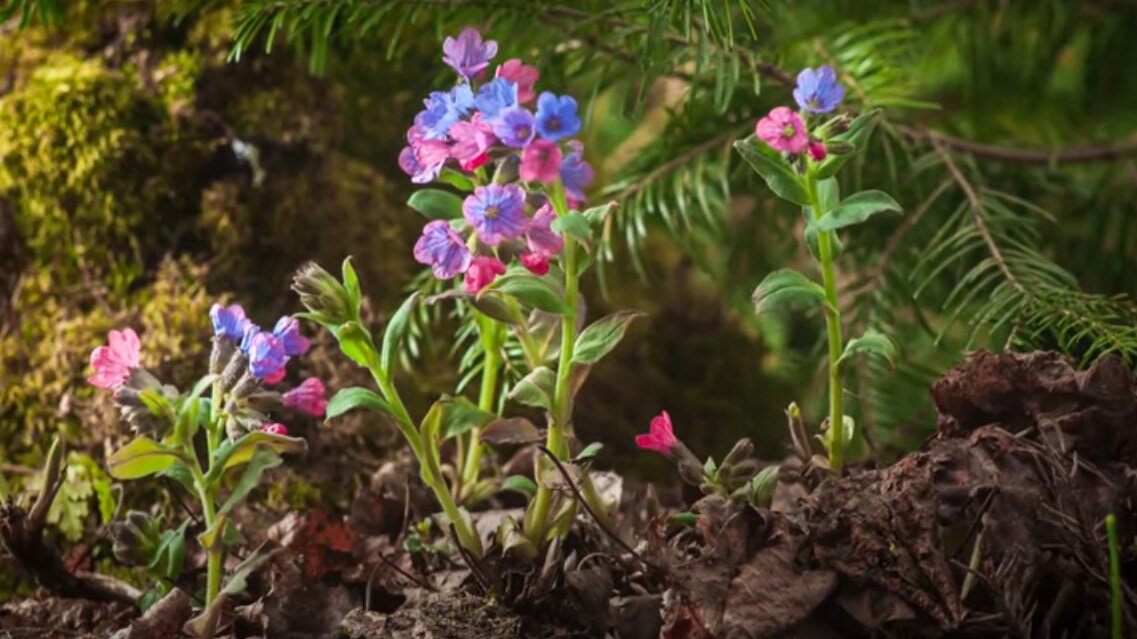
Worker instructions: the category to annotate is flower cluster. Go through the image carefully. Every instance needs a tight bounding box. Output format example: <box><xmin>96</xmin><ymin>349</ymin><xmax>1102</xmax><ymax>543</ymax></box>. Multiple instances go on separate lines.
<box><xmin>89</xmin><ymin>304</ymin><xmax>329</xmax><ymax>438</ymax></box>
<box><xmin>401</xmin><ymin>27</ymin><xmax>594</xmax><ymax>293</ymax></box>
<box><xmin>755</xmin><ymin>65</ymin><xmax>846</xmax><ymax>159</ymax></box>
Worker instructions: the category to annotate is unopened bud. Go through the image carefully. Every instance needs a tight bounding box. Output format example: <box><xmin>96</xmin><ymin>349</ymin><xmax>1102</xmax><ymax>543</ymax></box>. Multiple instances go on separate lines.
<box><xmin>210</xmin><ymin>336</ymin><xmax>235</xmax><ymax>376</ymax></box>
<box><xmin>292</xmin><ymin>261</ymin><xmax>356</xmax><ymax>326</ymax></box>
<box><xmin>494</xmin><ymin>153</ymin><xmax>521</xmax><ymax>184</ymax></box>
<box><xmin>219</xmin><ymin>350</ymin><xmax>249</xmax><ymax>393</ymax></box>
<box><xmin>722</xmin><ymin>438</ymin><xmax>754</xmax><ymax>468</ymax></box>
<box><xmin>825</xmin><ymin>141</ymin><xmax>855</xmax><ymax>155</ymax></box>
<box><xmin>675</xmin><ymin>443</ymin><xmax>708</xmax><ymax>487</ymax></box>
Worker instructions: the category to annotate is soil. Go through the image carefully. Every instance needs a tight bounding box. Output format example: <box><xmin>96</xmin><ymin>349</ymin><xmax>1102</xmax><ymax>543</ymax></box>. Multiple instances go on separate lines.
<box><xmin>2</xmin><ymin>350</ymin><xmax>1134</xmax><ymax>638</ymax></box>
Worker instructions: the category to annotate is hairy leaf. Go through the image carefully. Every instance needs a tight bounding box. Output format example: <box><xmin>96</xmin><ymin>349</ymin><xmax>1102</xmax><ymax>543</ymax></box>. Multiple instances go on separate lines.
<box><xmin>572</xmin><ymin>311</ymin><xmax>645</xmax><ymax>365</ymax></box>
<box><xmin>733</xmin><ymin>136</ymin><xmax>808</xmax><ymax>206</ymax></box>
<box><xmin>752</xmin><ymin>269</ymin><xmax>831</xmax><ymax>315</ymax></box>
<box><xmin>811</xmin><ymin>190</ymin><xmax>902</xmax><ymax>233</ymax></box>
<box><xmin>488</xmin><ymin>272</ymin><xmax>570</xmax><ymax>315</ymax></box>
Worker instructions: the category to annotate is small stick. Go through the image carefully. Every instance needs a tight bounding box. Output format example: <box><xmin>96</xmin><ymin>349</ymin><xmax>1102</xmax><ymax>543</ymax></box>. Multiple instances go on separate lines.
<box><xmin>446</xmin><ymin>523</ymin><xmax>491</xmax><ymax>593</ymax></box>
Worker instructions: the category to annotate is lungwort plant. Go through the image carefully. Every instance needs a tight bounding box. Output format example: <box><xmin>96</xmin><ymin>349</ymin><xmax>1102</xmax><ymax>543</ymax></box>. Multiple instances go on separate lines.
<box><xmin>296</xmin><ymin>28</ymin><xmax>638</xmax><ymax>559</ymax></box>
<box><xmin>90</xmin><ymin>305</ymin><xmax>324</xmax><ymax>612</ymax></box>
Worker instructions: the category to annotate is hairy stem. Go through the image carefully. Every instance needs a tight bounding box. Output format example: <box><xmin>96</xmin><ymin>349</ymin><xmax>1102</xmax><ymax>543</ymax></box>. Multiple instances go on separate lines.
<box><xmin>461</xmin><ymin>315</ymin><xmax>502</xmax><ymax>490</ymax></box>
<box><xmin>806</xmin><ymin>174</ymin><xmax>846</xmax><ymax>473</ymax></box>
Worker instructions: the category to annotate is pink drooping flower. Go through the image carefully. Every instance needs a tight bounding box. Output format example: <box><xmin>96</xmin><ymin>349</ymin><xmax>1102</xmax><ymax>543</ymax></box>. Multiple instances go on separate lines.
<box><xmin>496</xmin><ymin>58</ymin><xmax>540</xmax><ymax>104</ymax></box>
<box><xmin>755</xmin><ymin>107</ymin><xmax>809</xmax><ymax>154</ymax></box>
<box><xmin>283</xmin><ymin>378</ymin><xmax>328</xmax><ymax>417</ymax></box>
<box><xmin>399</xmin><ymin>125</ymin><xmax>452</xmax><ymax>184</ymax></box>
<box><xmin>450</xmin><ymin>114</ymin><xmax>496</xmax><ymax>168</ymax></box>
<box><xmin>519</xmin><ymin>139</ymin><xmax>562</xmax><ymax>184</ymax></box>
<box><xmin>88</xmin><ymin>328</ymin><xmax>142</xmax><ymax>389</ymax></box>
<box><xmin>808</xmin><ymin>141</ymin><xmax>827</xmax><ymax>162</ymax></box>
<box><xmin>526</xmin><ymin>204</ymin><xmax>563</xmax><ymax>259</ymax></box>
<box><xmin>463</xmin><ymin>255</ymin><xmax>507</xmax><ymax>294</ymax></box>
<box><xmin>260</xmin><ymin>423</ymin><xmax>289</xmax><ymax>436</ymax></box>
<box><xmin>636</xmin><ymin>411</ymin><xmax>678</xmax><ymax>455</ymax></box>
<box><xmin>519</xmin><ymin>252</ymin><xmax>550</xmax><ymax>276</ymax></box>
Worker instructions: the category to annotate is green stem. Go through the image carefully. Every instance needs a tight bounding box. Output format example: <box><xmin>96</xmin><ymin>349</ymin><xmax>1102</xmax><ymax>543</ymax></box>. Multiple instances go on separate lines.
<box><xmin>528</xmin><ymin>181</ymin><xmax>578</xmax><ymax>544</ymax></box>
<box><xmin>1107</xmin><ymin>513</ymin><xmax>1123</xmax><ymax>639</ymax></box>
<box><xmin>461</xmin><ymin>316</ymin><xmax>502</xmax><ymax>490</ymax></box>
<box><xmin>189</xmin><ymin>462</ymin><xmax>222</xmax><ymax>606</ymax></box>
<box><xmin>805</xmin><ymin>173</ymin><xmax>846</xmax><ymax>473</ymax></box>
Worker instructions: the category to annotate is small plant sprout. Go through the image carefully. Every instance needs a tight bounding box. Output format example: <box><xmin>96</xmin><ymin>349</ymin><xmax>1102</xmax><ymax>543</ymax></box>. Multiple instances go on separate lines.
<box><xmin>90</xmin><ymin>307</ymin><xmax>320</xmax><ymax>612</ymax></box>
<box><xmin>736</xmin><ymin>65</ymin><xmax>900</xmax><ymax>473</ymax></box>
<box><xmin>308</xmin><ymin>28</ymin><xmax>639</xmax><ymax>559</ymax></box>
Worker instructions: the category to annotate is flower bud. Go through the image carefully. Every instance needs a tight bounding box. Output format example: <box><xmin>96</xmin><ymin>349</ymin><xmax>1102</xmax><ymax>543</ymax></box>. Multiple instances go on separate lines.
<box><xmin>228</xmin><ymin>371</ymin><xmax>260</xmax><ymax>403</ymax></box>
<box><xmin>292</xmin><ymin>261</ymin><xmax>356</xmax><ymax>326</ymax></box>
<box><xmin>110</xmin><ymin>511</ymin><xmax>161</xmax><ymax>566</ymax></box>
<box><xmin>493</xmin><ymin>153</ymin><xmax>521</xmax><ymax>184</ymax></box>
<box><xmin>673</xmin><ymin>443</ymin><xmax>707</xmax><ymax>487</ymax></box>
<box><xmin>210</xmin><ymin>336</ymin><xmax>236</xmax><ymax>376</ymax></box>
<box><xmin>220</xmin><ymin>350</ymin><xmax>249</xmax><ymax>393</ymax></box>
<box><xmin>825</xmin><ymin>141</ymin><xmax>855</xmax><ymax>155</ymax></box>
<box><xmin>721</xmin><ymin>438</ymin><xmax>754</xmax><ymax>469</ymax></box>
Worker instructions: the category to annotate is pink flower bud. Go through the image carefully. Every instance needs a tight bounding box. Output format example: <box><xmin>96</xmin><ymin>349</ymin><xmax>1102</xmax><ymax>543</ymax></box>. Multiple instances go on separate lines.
<box><xmin>88</xmin><ymin>328</ymin><xmax>142</xmax><ymax>389</ymax></box>
<box><xmin>808</xmin><ymin>141</ymin><xmax>827</xmax><ymax>161</ymax></box>
<box><xmin>463</xmin><ymin>256</ymin><xmax>507</xmax><ymax>294</ymax></box>
<box><xmin>635</xmin><ymin>411</ymin><xmax>679</xmax><ymax>455</ymax></box>
<box><xmin>260</xmin><ymin>423</ymin><xmax>289</xmax><ymax>436</ymax></box>
<box><xmin>283</xmin><ymin>378</ymin><xmax>328</xmax><ymax>417</ymax></box>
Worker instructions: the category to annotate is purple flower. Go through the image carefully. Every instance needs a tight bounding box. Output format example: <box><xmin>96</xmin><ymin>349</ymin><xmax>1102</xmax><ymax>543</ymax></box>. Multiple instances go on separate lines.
<box><xmin>399</xmin><ymin>125</ymin><xmax>451</xmax><ymax>183</ymax></box>
<box><xmin>442</xmin><ymin>28</ymin><xmax>498</xmax><ymax>80</ymax></box>
<box><xmin>414</xmin><ymin>85</ymin><xmax>475</xmax><ymax>140</ymax></box>
<box><xmin>239</xmin><ymin>323</ymin><xmax>262</xmax><ymax>353</ymax></box>
<box><xmin>534</xmin><ymin>92</ymin><xmax>581</xmax><ymax>141</ymax></box>
<box><xmin>560</xmin><ymin>140</ymin><xmax>594</xmax><ymax>205</ymax></box>
<box><xmin>449</xmin><ymin>113</ymin><xmax>495</xmax><ymax>166</ymax></box>
<box><xmin>526</xmin><ymin>203</ymin><xmax>563</xmax><ymax>258</ymax></box>
<box><xmin>209</xmin><ymin>303</ymin><xmax>249</xmax><ymax>341</ymax></box>
<box><xmin>414</xmin><ymin>220</ymin><xmax>472</xmax><ymax>279</ymax></box>
<box><xmin>491</xmin><ymin>107</ymin><xmax>536</xmax><ymax>148</ymax></box>
<box><xmin>248</xmin><ymin>332</ymin><xmax>288</xmax><ymax>380</ymax></box>
<box><xmin>283</xmin><ymin>378</ymin><xmax>327</xmax><ymax>417</ymax></box>
<box><xmin>475</xmin><ymin>77</ymin><xmax>519</xmax><ymax>121</ymax></box>
<box><xmin>463</xmin><ymin>184</ymin><xmax>528</xmax><ymax>245</ymax></box>
<box><xmin>272</xmin><ymin>316</ymin><xmax>310</xmax><ymax>357</ymax></box>
<box><xmin>793</xmin><ymin>66</ymin><xmax>845</xmax><ymax>114</ymax></box>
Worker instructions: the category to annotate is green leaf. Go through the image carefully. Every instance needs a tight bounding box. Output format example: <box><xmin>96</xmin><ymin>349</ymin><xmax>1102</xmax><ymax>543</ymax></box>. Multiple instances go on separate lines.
<box><xmin>837</xmin><ymin>330</ymin><xmax>899</xmax><ymax>370</ymax></box>
<box><xmin>436</xmin><ymin>169</ymin><xmax>476</xmax><ymax>192</ymax></box>
<box><xmin>581</xmin><ymin>201</ymin><xmax>617</xmax><ymax>225</ymax></box>
<box><xmin>816</xmin><ymin>110</ymin><xmax>880</xmax><ymax>179</ymax></box>
<box><xmin>381</xmin><ymin>293</ymin><xmax>419</xmax><ymax>373</ymax></box>
<box><xmin>487</xmin><ymin>272</ymin><xmax>570</xmax><ymax>315</ymax></box>
<box><xmin>325</xmin><ymin>386</ymin><xmax>394</xmax><ymax>421</ymax></box>
<box><xmin>336</xmin><ymin>321</ymin><xmax>378</xmax><ymax>369</ymax></box>
<box><xmin>507</xmin><ymin>366</ymin><xmax>556</xmax><ymax>409</ymax></box>
<box><xmin>733</xmin><ymin>136</ymin><xmax>809</xmax><ymax>206</ymax></box>
<box><xmin>572</xmin><ymin>311</ymin><xmax>645</xmax><ymax>365</ymax></box>
<box><xmin>551</xmin><ymin>212</ymin><xmax>591</xmax><ymax>249</ymax></box>
<box><xmin>811</xmin><ymin>190</ymin><xmax>902</xmax><ymax>233</ymax></box>
<box><xmin>219</xmin><ymin>446</ymin><xmax>283</xmax><ymax>515</ymax></box>
<box><xmin>428</xmin><ymin>395</ymin><xmax>496</xmax><ymax>440</ymax></box>
<box><xmin>749</xmin><ymin>465</ymin><xmax>779</xmax><ymax>508</ymax></box>
<box><xmin>210</xmin><ymin>431</ymin><xmax>307</xmax><ymax>478</ymax></box>
<box><xmin>480</xmin><ymin>417</ymin><xmax>542</xmax><ymax>445</ymax></box>
<box><xmin>501</xmin><ymin>475</ymin><xmax>538</xmax><ymax>498</ymax></box>
<box><xmin>138</xmin><ymin>389</ymin><xmax>174</xmax><ymax>420</ymax></box>
<box><xmin>106</xmin><ymin>437</ymin><xmax>183</xmax><ymax>480</ymax></box>
<box><xmin>752</xmin><ymin>269</ymin><xmax>832</xmax><ymax>315</ymax></box>
<box><xmin>407</xmin><ymin>189</ymin><xmax>464</xmax><ymax>220</ymax></box>
<box><xmin>469</xmin><ymin>294</ymin><xmax>525</xmax><ymax>325</ymax></box>
<box><xmin>575</xmin><ymin>442</ymin><xmax>604</xmax><ymax>461</ymax></box>
<box><xmin>341</xmin><ymin>256</ymin><xmax>361</xmax><ymax>309</ymax></box>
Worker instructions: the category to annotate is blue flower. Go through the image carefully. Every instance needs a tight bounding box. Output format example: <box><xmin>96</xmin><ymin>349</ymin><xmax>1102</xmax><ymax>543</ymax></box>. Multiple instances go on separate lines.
<box><xmin>209</xmin><ymin>303</ymin><xmax>249</xmax><ymax>341</ymax></box>
<box><xmin>414</xmin><ymin>85</ymin><xmax>475</xmax><ymax>140</ymax></box>
<box><xmin>442</xmin><ymin>28</ymin><xmax>498</xmax><ymax>81</ymax></box>
<box><xmin>272</xmin><ymin>316</ymin><xmax>310</xmax><ymax>357</ymax></box>
<box><xmin>414</xmin><ymin>220</ymin><xmax>472</xmax><ymax>280</ymax></box>
<box><xmin>793</xmin><ymin>66</ymin><xmax>845</xmax><ymax>114</ymax></box>
<box><xmin>560</xmin><ymin>140</ymin><xmax>594</xmax><ymax>204</ymax></box>
<box><xmin>491</xmin><ymin>107</ymin><xmax>536</xmax><ymax>148</ymax></box>
<box><xmin>534</xmin><ymin>92</ymin><xmax>581</xmax><ymax>141</ymax></box>
<box><xmin>463</xmin><ymin>184</ymin><xmax>528</xmax><ymax>245</ymax></box>
<box><xmin>475</xmin><ymin>77</ymin><xmax>519</xmax><ymax>121</ymax></box>
<box><xmin>239</xmin><ymin>323</ymin><xmax>262</xmax><ymax>354</ymax></box>
<box><xmin>247</xmin><ymin>332</ymin><xmax>288</xmax><ymax>380</ymax></box>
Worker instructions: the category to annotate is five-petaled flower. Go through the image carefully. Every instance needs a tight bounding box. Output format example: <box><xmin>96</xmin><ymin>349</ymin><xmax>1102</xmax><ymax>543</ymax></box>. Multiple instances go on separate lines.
<box><xmin>442</xmin><ymin>27</ymin><xmax>498</xmax><ymax>80</ymax></box>
<box><xmin>560</xmin><ymin>141</ymin><xmax>594</xmax><ymax>206</ymax></box>
<box><xmin>492</xmin><ymin>107</ymin><xmax>537</xmax><ymax>148</ymax></box>
<box><xmin>449</xmin><ymin>114</ymin><xmax>496</xmax><ymax>170</ymax></box>
<box><xmin>88</xmin><ymin>328</ymin><xmax>142</xmax><ymax>389</ymax></box>
<box><xmin>793</xmin><ymin>66</ymin><xmax>845</xmax><ymax>115</ymax></box>
<box><xmin>534</xmin><ymin>92</ymin><xmax>581</xmax><ymax>141</ymax></box>
<box><xmin>415</xmin><ymin>86</ymin><xmax>475</xmax><ymax>141</ymax></box>
<box><xmin>496</xmin><ymin>59</ymin><xmax>539</xmax><ymax>104</ymax></box>
<box><xmin>636</xmin><ymin>411</ymin><xmax>679</xmax><ymax>455</ymax></box>
<box><xmin>414</xmin><ymin>220</ymin><xmax>472</xmax><ymax>280</ymax></box>
<box><xmin>474</xmin><ymin>77</ymin><xmax>519</xmax><ymax>121</ymax></box>
<box><xmin>272</xmin><ymin>316</ymin><xmax>310</xmax><ymax>357</ymax></box>
<box><xmin>519</xmin><ymin>139</ymin><xmax>563</xmax><ymax>183</ymax></box>
<box><xmin>247</xmin><ymin>331</ymin><xmax>288</xmax><ymax>382</ymax></box>
<box><xmin>526</xmin><ymin>204</ymin><xmax>563</xmax><ymax>259</ymax></box>
<box><xmin>210</xmin><ymin>304</ymin><xmax>249</xmax><ymax>341</ymax></box>
<box><xmin>283</xmin><ymin>378</ymin><xmax>328</xmax><ymax>417</ymax></box>
<box><xmin>464</xmin><ymin>256</ymin><xmax>507</xmax><ymax>294</ymax></box>
<box><xmin>755</xmin><ymin>107</ymin><xmax>809</xmax><ymax>154</ymax></box>
<box><xmin>463</xmin><ymin>184</ymin><xmax>528</xmax><ymax>245</ymax></box>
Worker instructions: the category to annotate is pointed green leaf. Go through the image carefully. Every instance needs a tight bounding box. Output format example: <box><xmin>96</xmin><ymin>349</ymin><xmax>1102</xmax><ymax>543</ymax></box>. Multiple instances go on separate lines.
<box><xmin>837</xmin><ymin>330</ymin><xmax>899</xmax><ymax>370</ymax></box>
<box><xmin>469</xmin><ymin>293</ymin><xmax>525</xmax><ymax>325</ymax></box>
<box><xmin>572</xmin><ymin>311</ymin><xmax>645</xmax><ymax>365</ymax></box>
<box><xmin>337</xmin><ymin>321</ymin><xmax>378</xmax><ymax>369</ymax></box>
<box><xmin>407</xmin><ymin>189</ymin><xmax>464</xmax><ymax>220</ymax></box>
<box><xmin>507</xmin><ymin>366</ymin><xmax>556</xmax><ymax>409</ymax></box>
<box><xmin>432</xmin><ymin>395</ymin><xmax>496</xmax><ymax>440</ymax></box>
<box><xmin>210</xmin><ymin>431</ymin><xmax>307</xmax><ymax>478</ymax></box>
<box><xmin>480</xmin><ymin>417</ymin><xmax>541</xmax><ymax>445</ymax></box>
<box><xmin>816</xmin><ymin>110</ymin><xmax>880</xmax><ymax>179</ymax></box>
<box><xmin>811</xmin><ymin>190</ymin><xmax>902</xmax><ymax>233</ymax></box>
<box><xmin>501</xmin><ymin>475</ymin><xmax>538</xmax><ymax>498</ymax></box>
<box><xmin>381</xmin><ymin>293</ymin><xmax>419</xmax><ymax>373</ymax></box>
<box><xmin>341</xmin><ymin>256</ymin><xmax>361</xmax><ymax>309</ymax></box>
<box><xmin>551</xmin><ymin>212</ymin><xmax>591</xmax><ymax>250</ymax></box>
<box><xmin>219</xmin><ymin>446</ymin><xmax>283</xmax><ymax>515</ymax></box>
<box><xmin>733</xmin><ymin>136</ymin><xmax>809</xmax><ymax>206</ymax></box>
<box><xmin>752</xmin><ymin>269</ymin><xmax>832</xmax><ymax>315</ymax></box>
<box><xmin>107</xmin><ymin>437</ymin><xmax>184</xmax><ymax>480</ymax></box>
<box><xmin>487</xmin><ymin>272</ymin><xmax>570</xmax><ymax>315</ymax></box>
<box><xmin>325</xmin><ymin>386</ymin><xmax>395</xmax><ymax>421</ymax></box>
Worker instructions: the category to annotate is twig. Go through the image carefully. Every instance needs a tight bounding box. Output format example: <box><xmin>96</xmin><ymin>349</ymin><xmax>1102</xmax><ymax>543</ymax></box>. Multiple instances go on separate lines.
<box><xmin>445</xmin><ymin>523</ymin><xmax>490</xmax><ymax>593</ymax></box>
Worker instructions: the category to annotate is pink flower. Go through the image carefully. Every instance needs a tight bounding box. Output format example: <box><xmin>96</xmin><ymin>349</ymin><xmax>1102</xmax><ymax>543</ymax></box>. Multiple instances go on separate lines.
<box><xmin>635</xmin><ymin>411</ymin><xmax>678</xmax><ymax>455</ymax></box>
<box><xmin>464</xmin><ymin>256</ymin><xmax>507</xmax><ymax>294</ymax></box>
<box><xmin>519</xmin><ymin>252</ymin><xmax>550</xmax><ymax>276</ymax></box>
<box><xmin>88</xmin><ymin>328</ymin><xmax>142</xmax><ymax>389</ymax></box>
<box><xmin>260</xmin><ymin>423</ymin><xmax>289</xmax><ymax>436</ymax></box>
<box><xmin>519</xmin><ymin>139</ymin><xmax>562</xmax><ymax>184</ymax></box>
<box><xmin>496</xmin><ymin>58</ymin><xmax>540</xmax><ymax>104</ymax></box>
<box><xmin>755</xmin><ymin>107</ymin><xmax>809</xmax><ymax>154</ymax></box>
<box><xmin>283</xmin><ymin>378</ymin><xmax>328</xmax><ymax>417</ymax></box>
<box><xmin>450</xmin><ymin>114</ymin><xmax>496</xmax><ymax>165</ymax></box>
<box><xmin>808</xmin><ymin>141</ymin><xmax>827</xmax><ymax>162</ymax></box>
<box><xmin>526</xmin><ymin>204</ymin><xmax>563</xmax><ymax>259</ymax></box>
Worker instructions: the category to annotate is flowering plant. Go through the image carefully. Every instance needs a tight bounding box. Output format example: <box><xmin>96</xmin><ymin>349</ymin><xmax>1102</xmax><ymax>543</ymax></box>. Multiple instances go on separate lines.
<box><xmin>737</xmin><ymin>65</ymin><xmax>900</xmax><ymax>472</ymax></box>
<box><xmin>302</xmin><ymin>27</ymin><xmax>638</xmax><ymax>559</ymax></box>
<box><xmin>91</xmin><ymin>304</ymin><xmax>323</xmax><ymax>614</ymax></box>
